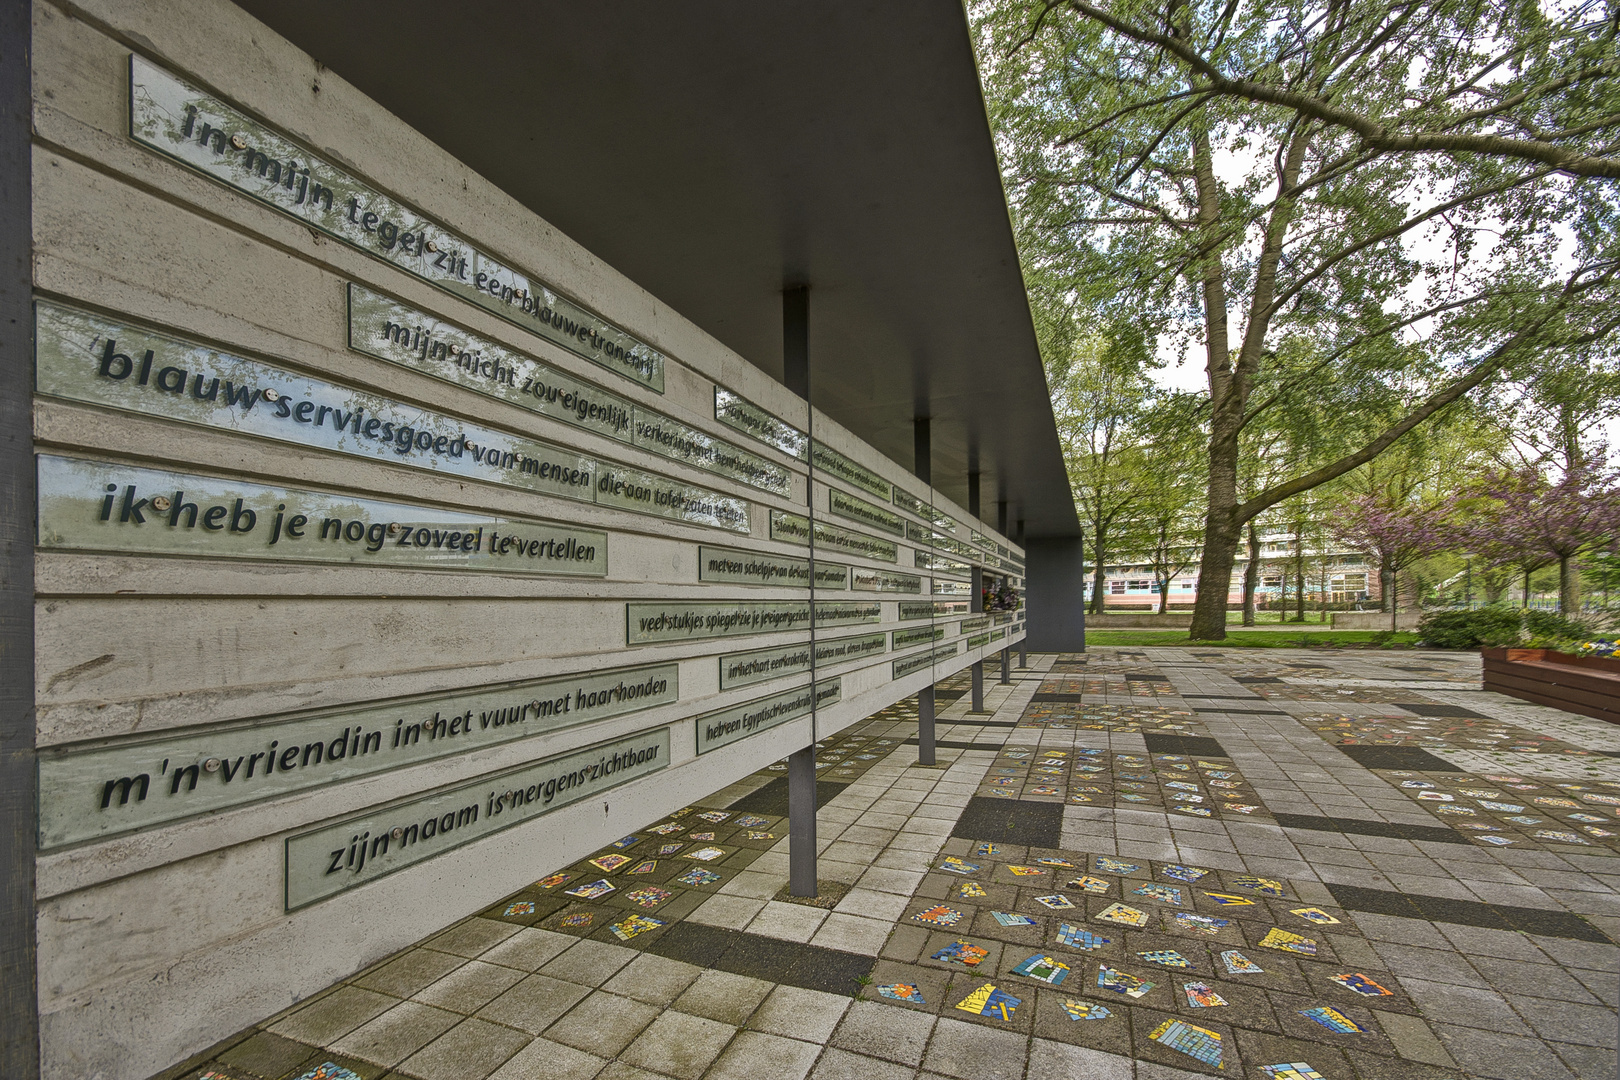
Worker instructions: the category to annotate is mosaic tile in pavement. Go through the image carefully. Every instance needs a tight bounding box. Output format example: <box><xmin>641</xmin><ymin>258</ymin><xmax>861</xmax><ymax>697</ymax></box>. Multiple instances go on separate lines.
<box><xmin>884</xmin><ymin>843</ymin><xmax>1449</xmax><ymax>1078</ymax></box>
<box><xmin>1367</xmin><ymin>769</ymin><xmax>1620</xmax><ymax>854</ymax></box>
<box><xmin>1303</xmin><ymin>712</ymin><xmax>1597</xmax><ymax>754</ymax></box>
<box><xmin>979</xmin><ymin>746</ymin><xmax>1276</xmax><ymax>823</ymax></box>
<box><xmin>1239</xmin><ymin>681</ymin><xmax>1446</xmax><ymax>706</ymax></box>
<box><xmin>1019</xmin><ymin>701</ymin><xmax>1200</xmax><ymax>733</ymax></box>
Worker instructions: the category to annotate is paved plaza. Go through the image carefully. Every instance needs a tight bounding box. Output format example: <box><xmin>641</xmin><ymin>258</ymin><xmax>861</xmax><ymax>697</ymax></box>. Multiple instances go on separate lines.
<box><xmin>165</xmin><ymin>648</ymin><xmax>1620</xmax><ymax>1080</ymax></box>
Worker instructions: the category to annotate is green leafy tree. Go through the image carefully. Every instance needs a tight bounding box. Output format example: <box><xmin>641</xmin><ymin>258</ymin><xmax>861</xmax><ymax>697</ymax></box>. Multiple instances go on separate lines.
<box><xmin>1048</xmin><ymin>329</ymin><xmax>1157</xmax><ymax>613</ymax></box>
<box><xmin>1118</xmin><ymin>394</ymin><xmax>1208</xmax><ymax>612</ymax></box>
<box><xmin>975</xmin><ymin>0</ymin><xmax>1620</xmax><ymax>639</ymax></box>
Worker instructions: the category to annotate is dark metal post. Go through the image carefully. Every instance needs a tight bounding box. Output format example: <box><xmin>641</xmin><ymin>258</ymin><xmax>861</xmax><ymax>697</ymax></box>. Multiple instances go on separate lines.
<box><xmin>914</xmin><ymin>416</ymin><xmax>936</xmax><ymax>765</ymax></box>
<box><xmin>1000</xmin><ymin>647</ymin><xmax>1011</xmax><ymax>685</ymax></box>
<box><xmin>917</xmin><ymin>685</ymin><xmax>935</xmax><ymax>765</ymax></box>
<box><xmin>1</xmin><ymin>4</ymin><xmax>37</xmax><ymax>1075</ymax></box>
<box><xmin>788</xmin><ymin>746</ymin><xmax>817</xmax><ymax>895</ymax></box>
<box><xmin>784</xmin><ymin>286</ymin><xmax>817</xmax><ymax>897</ymax></box>
<box><xmin>1016</xmin><ymin>518</ymin><xmax>1028</xmax><ymax>667</ymax></box>
<box><xmin>970</xmin><ymin>559</ymin><xmax>985</xmax><ymax>712</ymax></box>
<box><xmin>967</xmin><ymin>470</ymin><xmax>980</xmax><ymax>518</ymax></box>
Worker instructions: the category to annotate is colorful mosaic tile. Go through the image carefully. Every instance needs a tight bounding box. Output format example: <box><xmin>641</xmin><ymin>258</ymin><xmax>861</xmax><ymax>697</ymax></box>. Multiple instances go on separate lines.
<box><xmin>1060</xmin><ymin>1000</ymin><xmax>1113</xmax><ymax>1020</ymax></box>
<box><xmin>1096</xmin><ymin>903</ymin><xmax>1151</xmax><ymax>927</ymax></box>
<box><xmin>1300</xmin><ymin>1006</ymin><xmax>1366</xmax><ymax>1033</ymax></box>
<box><xmin>1258</xmin><ymin>928</ymin><xmax>1318</xmax><ymax>955</ymax></box>
<box><xmin>1148</xmin><ymin>1018</ymin><xmax>1224</xmax><ymax>1067</ymax></box>
<box><xmin>991</xmin><ymin>911</ymin><xmax>1037</xmax><ymax>927</ymax></box>
<box><xmin>932</xmin><ymin>940</ymin><xmax>989</xmax><ymax>966</ymax></box>
<box><xmin>674</xmin><ymin>867</ymin><xmax>722</xmax><ymax>887</ymax></box>
<box><xmin>564</xmin><ymin>879</ymin><xmax>615</xmax><ymax>900</ymax></box>
<box><xmin>1096</xmin><ymin>966</ymin><xmax>1156</xmax><ymax>998</ymax></box>
<box><xmin>1138</xmin><ymin>949</ymin><xmax>1193</xmax><ymax>968</ymax></box>
<box><xmin>876</xmin><ymin>983</ymin><xmax>926</xmax><ymax>1004</ymax></box>
<box><xmin>1010</xmin><ymin>953</ymin><xmax>1071</xmax><ymax>985</ymax></box>
<box><xmin>914</xmin><ymin>905</ymin><xmax>964</xmax><ymax>927</ymax></box>
<box><xmin>1183</xmin><ymin>981</ymin><xmax>1228</xmax><ymax>1007</ymax></box>
<box><xmin>955</xmin><ymin>982</ymin><xmax>1022</xmax><ymax>1020</ymax></box>
<box><xmin>609</xmin><ymin>914</ymin><xmax>664</xmax><ymax>941</ymax></box>
<box><xmin>1056</xmin><ymin>923</ymin><xmax>1111</xmax><ymax>950</ymax></box>
<box><xmin>1221</xmin><ymin>950</ymin><xmax>1264</xmax><ymax>974</ymax></box>
<box><xmin>1331</xmin><ymin>972</ymin><xmax>1393</xmax><ymax>996</ymax></box>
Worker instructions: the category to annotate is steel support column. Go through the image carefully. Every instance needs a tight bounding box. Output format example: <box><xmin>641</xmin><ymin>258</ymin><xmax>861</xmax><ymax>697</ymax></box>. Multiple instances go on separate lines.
<box><xmin>784</xmin><ymin>285</ymin><xmax>817</xmax><ymax>897</ymax></box>
<box><xmin>917</xmin><ymin>685</ymin><xmax>935</xmax><ymax>766</ymax></box>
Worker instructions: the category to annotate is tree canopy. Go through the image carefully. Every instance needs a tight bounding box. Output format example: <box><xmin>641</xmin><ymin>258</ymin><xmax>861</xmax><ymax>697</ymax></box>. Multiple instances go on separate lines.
<box><xmin>975</xmin><ymin>0</ymin><xmax>1620</xmax><ymax>638</ymax></box>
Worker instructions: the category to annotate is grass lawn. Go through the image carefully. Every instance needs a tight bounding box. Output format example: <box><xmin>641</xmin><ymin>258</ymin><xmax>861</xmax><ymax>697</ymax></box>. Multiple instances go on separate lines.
<box><xmin>1082</xmin><ymin>629</ymin><xmax>1426</xmax><ymax>649</ymax></box>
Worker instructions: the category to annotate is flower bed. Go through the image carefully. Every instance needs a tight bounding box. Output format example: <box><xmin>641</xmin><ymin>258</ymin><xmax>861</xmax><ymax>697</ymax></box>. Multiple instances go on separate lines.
<box><xmin>1482</xmin><ymin>647</ymin><xmax>1620</xmax><ymax>726</ymax></box>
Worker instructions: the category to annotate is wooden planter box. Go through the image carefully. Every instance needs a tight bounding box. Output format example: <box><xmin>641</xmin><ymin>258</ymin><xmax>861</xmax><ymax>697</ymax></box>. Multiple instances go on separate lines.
<box><xmin>1482</xmin><ymin>648</ymin><xmax>1620</xmax><ymax>725</ymax></box>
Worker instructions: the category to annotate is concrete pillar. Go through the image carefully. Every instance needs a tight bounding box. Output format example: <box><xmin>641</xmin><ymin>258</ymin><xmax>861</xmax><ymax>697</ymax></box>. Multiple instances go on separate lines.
<box><xmin>1025</xmin><ymin>537</ymin><xmax>1087</xmax><ymax>652</ymax></box>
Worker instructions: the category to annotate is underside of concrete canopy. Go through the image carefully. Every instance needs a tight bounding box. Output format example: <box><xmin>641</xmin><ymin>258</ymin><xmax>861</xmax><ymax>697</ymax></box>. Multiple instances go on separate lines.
<box><xmin>234</xmin><ymin>0</ymin><xmax>1080</xmax><ymax>541</ymax></box>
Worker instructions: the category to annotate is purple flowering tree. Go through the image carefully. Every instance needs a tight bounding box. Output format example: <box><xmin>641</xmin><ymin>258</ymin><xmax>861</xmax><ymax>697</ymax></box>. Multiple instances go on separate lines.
<box><xmin>1464</xmin><ymin>460</ymin><xmax>1620</xmax><ymax>614</ymax></box>
<box><xmin>1331</xmin><ymin>495</ymin><xmax>1455</xmax><ymax>631</ymax></box>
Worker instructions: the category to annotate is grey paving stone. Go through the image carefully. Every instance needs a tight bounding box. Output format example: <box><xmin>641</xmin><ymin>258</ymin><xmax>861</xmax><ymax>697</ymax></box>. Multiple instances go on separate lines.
<box><xmin>399</xmin><ymin>1017</ymin><xmax>531</xmax><ymax>1080</ymax></box>
<box><xmin>1026</xmin><ymin>1038</ymin><xmax>1132</xmax><ymax>1080</ymax></box>
<box><xmin>485</xmin><ymin>1037</ymin><xmax>607</xmax><ymax>1080</ymax></box>
<box><xmin>539</xmin><ymin>939</ymin><xmax>640</xmax><ymax>987</ymax></box>
<box><xmin>481</xmin><ymin>928</ymin><xmax>583</xmax><ymax>972</ymax></box>
<box><xmin>920</xmin><ymin>1015</ymin><xmax>1028</xmax><ymax>1080</ymax></box>
<box><xmin>269</xmin><ymin>985</ymin><xmax>396</xmax><ymax>1046</ymax></box>
<box><xmin>425</xmin><ymin>917</ymin><xmax>522</xmax><ymax>959</ymax></box>
<box><xmin>1507</xmin><ymin>995</ymin><xmax>1620</xmax><ymax>1048</ymax></box>
<box><xmin>412</xmin><ymin>959</ymin><xmax>528</xmax><ymax>1013</ymax></box>
<box><xmin>601</xmin><ymin>952</ymin><xmax>704</xmax><ymax>1006</ymax></box>
<box><xmin>1434</xmin><ymin>1024</ymin><xmax>1580</xmax><ymax>1080</ymax></box>
<box><xmin>702</xmin><ymin>1030</ymin><xmax>822</xmax><ymax>1080</ymax></box>
<box><xmin>330</xmin><ymin>1000</ymin><xmax>463</xmax><ymax>1067</ymax></box>
<box><xmin>352</xmin><ymin>948</ymin><xmax>466</xmax><ymax>998</ymax></box>
<box><xmin>749</xmin><ymin>984</ymin><xmax>850</xmax><ymax>1043</ymax></box>
<box><xmin>808</xmin><ymin>1047</ymin><xmax>915</xmax><ymax>1080</ymax></box>
<box><xmin>475</xmin><ymin>973</ymin><xmax>591</xmax><ymax>1035</ymax></box>
<box><xmin>541</xmin><ymin>992</ymin><xmax>660</xmax><ymax>1057</ymax></box>
<box><xmin>831</xmin><ymin>1000</ymin><xmax>937</xmax><ymax>1066</ymax></box>
<box><xmin>616</xmin><ymin>1009</ymin><xmax>737</xmax><ymax>1080</ymax></box>
<box><xmin>670</xmin><ymin>969</ymin><xmax>774</xmax><ymax>1026</ymax></box>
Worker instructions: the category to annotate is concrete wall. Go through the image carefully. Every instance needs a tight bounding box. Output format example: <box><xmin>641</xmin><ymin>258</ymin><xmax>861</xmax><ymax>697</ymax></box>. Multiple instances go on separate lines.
<box><xmin>1084</xmin><ymin>613</ymin><xmax>1193</xmax><ymax>629</ymax></box>
<box><xmin>1332</xmin><ymin>612</ymin><xmax>1421</xmax><ymax>630</ymax></box>
<box><xmin>24</xmin><ymin>3</ymin><xmax>1024</xmax><ymax>1077</ymax></box>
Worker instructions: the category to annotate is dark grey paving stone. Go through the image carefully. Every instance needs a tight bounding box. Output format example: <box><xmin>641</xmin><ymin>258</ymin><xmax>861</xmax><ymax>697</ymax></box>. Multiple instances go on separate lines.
<box><xmin>1143</xmin><ymin>735</ymin><xmax>1227</xmax><ymax>757</ymax></box>
<box><xmin>1335</xmin><ymin>746</ymin><xmax>1464</xmax><ymax>772</ymax></box>
<box><xmin>951</xmin><ymin>797</ymin><xmax>1064</xmax><ymax>847</ymax></box>
<box><xmin>1326</xmin><ymin>884</ymin><xmax>1615</xmax><ymax>944</ymax></box>
<box><xmin>728</xmin><ymin>779</ymin><xmax>850</xmax><ymax>816</ymax></box>
<box><xmin>1274</xmin><ymin>814</ymin><xmax>1468</xmax><ymax>846</ymax></box>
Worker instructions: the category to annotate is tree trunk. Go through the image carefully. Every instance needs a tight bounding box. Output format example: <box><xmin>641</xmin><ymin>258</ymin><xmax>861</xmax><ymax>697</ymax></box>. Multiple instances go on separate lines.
<box><xmin>1190</xmin><ymin>514</ymin><xmax>1241</xmax><ymax>640</ymax></box>
<box><xmin>1560</xmin><ymin>554</ymin><xmax>1579</xmax><ymax>615</ymax></box>
<box><xmin>1293</xmin><ymin>544</ymin><xmax>1306</xmax><ymax>623</ymax></box>
<box><xmin>1089</xmin><ymin>525</ymin><xmax>1108</xmax><ymax>615</ymax></box>
<box><xmin>1379</xmin><ymin>553</ymin><xmax>1393</xmax><ymax>613</ymax></box>
<box><xmin>1390</xmin><ymin>567</ymin><xmax>1399</xmax><ymax>633</ymax></box>
<box><xmin>1241</xmin><ymin>523</ymin><xmax>1259</xmax><ymax>626</ymax></box>
<box><xmin>1157</xmin><ymin>578</ymin><xmax>1168</xmax><ymax>614</ymax></box>
<box><xmin>1522</xmin><ymin>567</ymin><xmax>1531</xmax><ymax>608</ymax></box>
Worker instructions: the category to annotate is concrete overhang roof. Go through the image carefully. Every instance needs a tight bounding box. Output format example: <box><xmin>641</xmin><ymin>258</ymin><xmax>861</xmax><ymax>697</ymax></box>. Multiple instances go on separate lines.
<box><xmin>234</xmin><ymin>1</ymin><xmax>1079</xmax><ymax>539</ymax></box>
